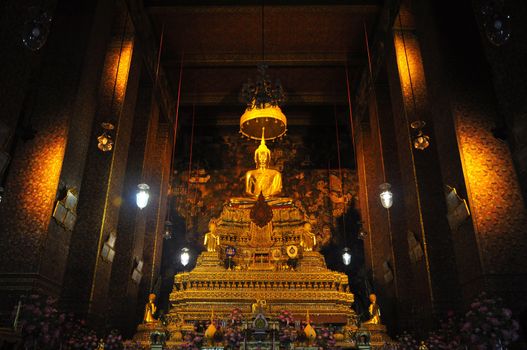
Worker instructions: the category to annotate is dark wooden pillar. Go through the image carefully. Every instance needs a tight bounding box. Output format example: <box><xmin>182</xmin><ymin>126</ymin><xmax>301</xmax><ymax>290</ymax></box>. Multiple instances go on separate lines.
<box><xmin>0</xmin><ymin>0</ymin><xmax>115</xmax><ymax>320</ymax></box>
<box><xmin>61</xmin><ymin>5</ymin><xmax>143</xmax><ymax>327</ymax></box>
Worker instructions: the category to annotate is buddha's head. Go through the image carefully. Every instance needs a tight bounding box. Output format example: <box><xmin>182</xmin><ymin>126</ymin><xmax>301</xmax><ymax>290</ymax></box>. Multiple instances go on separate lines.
<box><xmin>369</xmin><ymin>293</ymin><xmax>377</xmax><ymax>303</ymax></box>
<box><xmin>149</xmin><ymin>293</ymin><xmax>156</xmax><ymax>302</ymax></box>
<box><xmin>208</xmin><ymin>219</ymin><xmax>216</xmax><ymax>232</ymax></box>
<box><xmin>254</xmin><ymin>128</ymin><xmax>271</xmax><ymax>168</ymax></box>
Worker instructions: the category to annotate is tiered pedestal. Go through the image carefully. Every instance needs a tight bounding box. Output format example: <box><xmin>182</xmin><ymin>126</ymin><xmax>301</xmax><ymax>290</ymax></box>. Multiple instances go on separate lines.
<box><xmin>361</xmin><ymin>323</ymin><xmax>393</xmax><ymax>349</ymax></box>
<box><xmin>132</xmin><ymin>321</ymin><xmax>166</xmax><ymax>348</ymax></box>
<box><xmin>169</xmin><ymin>251</ymin><xmax>355</xmax><ymax>333</ymax></box>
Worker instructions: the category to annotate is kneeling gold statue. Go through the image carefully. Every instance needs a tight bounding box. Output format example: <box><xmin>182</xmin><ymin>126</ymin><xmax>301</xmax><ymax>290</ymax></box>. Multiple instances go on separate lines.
<box><xmin>203</xmin><ymin>219</ymin><xmax>220</xmax><ymax>252</ymax></box>
<box><xmin>363</xmin><ymin>293</ymin><xmax>381</xmax><ymax>325</ymax></box>
<box><xmin>144</xmin><ymin>293</ymin><xmax>157</xmax><ymax>323</ymax></box>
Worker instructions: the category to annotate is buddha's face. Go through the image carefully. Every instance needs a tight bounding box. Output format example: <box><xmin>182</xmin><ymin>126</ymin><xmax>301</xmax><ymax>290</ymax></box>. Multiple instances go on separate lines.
<box><xmin>149</xmin><ymin>293</ymin><xmax>156</xmax><ymax>302</ymax></box>
<box><xmin>369</xmin><ymin>294</ymin><xmax>376</xmax><ymax>303</ymax></box>
<box><xmin>257</xmin><ymin>152</ymin><xmax>269</xmax><ymax>167</ymax></box>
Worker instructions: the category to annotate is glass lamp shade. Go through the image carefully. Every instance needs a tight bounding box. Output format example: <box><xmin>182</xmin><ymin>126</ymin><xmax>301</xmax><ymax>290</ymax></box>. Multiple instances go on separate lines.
<box><xmin>413</xmin><ymin>130</ymin><xmax>430</xmax><ymax>151</ymax></box>
<box><xmin>379</xmin><ymin>183</ymin><xmax>393</xmax><ymax>209</ymax></box>
<box><xmin>163</xmin><ymin>220</ymin><xmax>173</xmax><ymax>240</ymax></box>
<box><xmin>136</xmin><ymin>183</ymin><xmax>150</xmax><ymax>209</ymax></box>
<box><xmin>358</xmin><ymin>226</ymin><xmax>368</xmax><ymax>240</ymax></box>
<box><xmin>97</xmin><ymin>133</ymin><xmax>113</xmax><ymax>152</ymax></box>
<box><xmin>342</xmin><ymin>248</ymin><xmax>352</xmax><ymax>266</ymax></box>
<box><xmin>22</xmin><ymin>10</ymin><xmax>52</xmax><ymax>51</ymax></box>
<box><xmin>180</xmin><ymin>248</ymin><xmax>190</xmax><ymax>267</ymax></box>
<box><xmin>97</xmin><ymin>123</ymin><xmax>115</xmax><ymax>152</ymax></box>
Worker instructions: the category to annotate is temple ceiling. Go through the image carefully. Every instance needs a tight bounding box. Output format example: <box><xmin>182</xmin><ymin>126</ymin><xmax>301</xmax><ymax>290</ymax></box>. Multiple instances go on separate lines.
<box><xmin>145</xmin><ymin>2</ymin><xmax>382</xmax><ymax>110</ymax></box>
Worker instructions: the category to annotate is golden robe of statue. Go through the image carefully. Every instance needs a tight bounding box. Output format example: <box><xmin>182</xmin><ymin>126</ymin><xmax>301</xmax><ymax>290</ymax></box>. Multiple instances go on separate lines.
<box><xmin>203</xmin><ymin>220</ymin><xmax>220</xmax><ymax>252</ymax></box>
<box><xmin>144</xmin><ymin>293</ymin><xmax>157</xmax><ymax>323</ymax></box>
<box><xmin>245</xmin><ymin>129</ymin><xmax>282</xmax><ymax>198</ymax></box>
<box><xmin>364</xmin><ymin>293</ymin><xmax>381</xmax><ymax>325</ymax></box>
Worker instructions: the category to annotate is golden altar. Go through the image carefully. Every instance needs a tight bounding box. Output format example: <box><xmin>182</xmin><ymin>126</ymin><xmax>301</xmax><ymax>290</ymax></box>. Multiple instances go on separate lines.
<box><xmin>166</xmin><ymin>134</ymin><xmax>357</xmax><ymax>336</ymax></box>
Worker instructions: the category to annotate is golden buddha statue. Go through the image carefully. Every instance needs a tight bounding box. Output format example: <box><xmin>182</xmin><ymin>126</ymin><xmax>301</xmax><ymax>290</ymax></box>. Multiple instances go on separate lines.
<box><xmin>363</xmin><ymin>293</ymin><xmax>381</xmax><ymax>325</ymax></box>
<box><xmin>245</xmin><ymin>128</ymin><xmax>282</xmax><ymax>199</ymax></box>
<box><xmin>300</xmin><ymin>222</ymin><xmax>317</xmax><ymax>252</ymax></box>
<box><xmin>203</xmin><ymin>219</ymin><xmax>220</xmax><ymax>252</ymax></box>
<box><xmin>143</xmin><ymin>293</ymin><xmax>157</xmax><ymax>323</ymax></box>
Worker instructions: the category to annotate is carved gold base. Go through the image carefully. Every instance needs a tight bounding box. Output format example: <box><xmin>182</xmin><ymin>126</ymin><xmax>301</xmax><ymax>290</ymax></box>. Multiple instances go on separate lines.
<box><xmin>132</xmin><ymin>321</ymin><xmax>166</xmax><ymax>347</ymax></box>
<box><xmin>361</xmin><ymin>324</ymin><xmax>394</xmax><ymax>349</ymax></box>
<box><xmin>169</xmin><ymin>262</ymin><xmax>355</xmax><ymax>330</ymax></box>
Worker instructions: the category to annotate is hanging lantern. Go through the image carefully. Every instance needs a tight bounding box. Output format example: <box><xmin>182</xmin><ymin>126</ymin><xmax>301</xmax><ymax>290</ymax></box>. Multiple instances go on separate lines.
<box><xmin>240</xmin><ymin>65</ymin><xmax>287</xmax><ymax>141</ymax></box>
<box><xmin>410</xmin><ymin>121</ymin><xmax>430</xmax><ymax>151</ymax></box>
<box><xmin>379</xmin><ymin>183</ymin><xmax>393</xmax><ymax>209</ymax></box>
<box><xmin>22</xmin><ymin>8</ymin><xmax>52</xmax><ymax>51</ymax></box>
<box><xmin>136</xmin><ymin>183</ymin><xmax>150</xmax><ymax>209</ymax></box>
<box><xmin>342</xmin><ymin>247</ymin><xmax>352</xmax><ymax>266</ymax></box>
<box><xmin>180</xmin><ymin>247</ymin><xmax>190</xmax><ymax>267</ymax></box>
<box><xmin>97</xmin><ymin>122</ymin><xmax>115</xmax><ymax>152</ymax></box>
<box><xmin>358</xmin><ymin>223</ymin><xmax>368</xmax><ymax>240</ymax></box>
<box><xmin>164</xmin><ymin>220</ymin><xmax>173</xmax><ymax>240</ymax></box>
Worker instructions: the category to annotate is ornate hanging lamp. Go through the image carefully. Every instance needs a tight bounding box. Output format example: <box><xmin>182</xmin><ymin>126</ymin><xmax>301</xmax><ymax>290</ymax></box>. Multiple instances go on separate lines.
<box><xmin>239</xmin><ymin>5</ymin><xmax>286</xmax><ymax>141</ymax></box>
<box><xmin>240</xmin><ymin>65</ymin><xmax>286</xmax><ymax>140</ymax></box>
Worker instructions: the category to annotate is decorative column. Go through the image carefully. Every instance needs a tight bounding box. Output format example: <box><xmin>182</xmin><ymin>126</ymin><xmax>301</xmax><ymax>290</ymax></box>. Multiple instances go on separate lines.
<box><xmin>136</xmin><ymin>117</ymin><xmax>172</xmax><ymax>324</ymax></box>
<box><xmin>61</xmin><ymin>6</ymin><xmax>143</xmax><ymax>326</ymax></box>
<box><xmin>384</xmin><ymin>5</ymin><xmax>464</xmax><ymax>330</ymax></box>
<box><xmin>0</xmin><ymin>0</ymin><xmax>116</xmax><ymax>317</ymax></box>
<box><xmin>412</xmin><ymin>0</ymin><xmax>527</xmax><ymax>312</ymax></box>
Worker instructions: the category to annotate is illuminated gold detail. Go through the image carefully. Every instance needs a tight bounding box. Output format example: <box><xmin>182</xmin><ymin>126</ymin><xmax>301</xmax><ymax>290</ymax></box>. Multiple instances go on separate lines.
<box><xmin>143</xmin><ymin>293</ymin><xmax>158</xmax><ymax>323</ymax></box>
<box><xmin>204</xmin><ymin>219</ymin><xmax>220</xmax><ymax>252</ymax></box>
<box><xmin>363</xmin><ymin>293</ymin><xmax>381</xmax><ymax>325</ymax></box>
<box><xmin>304</xmin><ymin>311</ymin><xmax>317</xmax><ymax>344</ymax></box>
<box><xmin>240</xmin><ymin>104</ymin><xmax>287</xmax><ymax>140</ymax></box>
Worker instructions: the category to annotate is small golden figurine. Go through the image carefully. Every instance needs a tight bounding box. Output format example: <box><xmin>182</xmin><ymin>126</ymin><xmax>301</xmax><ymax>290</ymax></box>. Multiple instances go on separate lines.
<box><xmin>364</xmin><ymin>293</ymin><xmax>381</xmax><ymax>325</ymax></box>
<box><xmin>300</xmin><ymin>222</ymin><xmax>317</xmax><ymax>251</ymax></box>
<box><xmin>418</xmin><ymin>341</ymin><xmax>429</xmax><ymax>350</ymax></box>
<box><xmin>143</xmin><ymin>293</ymin><xmax>157</xmax><ymax>323</ymax></box>
<box><xmin>203</xmin><ymin>219</ymin><xmax>220</xmax><ymax>252</ymax></box>
<box><xmin>251</xmin><ymin>299</ymin><xmax>267</xmax><ymax>314</ymax></box>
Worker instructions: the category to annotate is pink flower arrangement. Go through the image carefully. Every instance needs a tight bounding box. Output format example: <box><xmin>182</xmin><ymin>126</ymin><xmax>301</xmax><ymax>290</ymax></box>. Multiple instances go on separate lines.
<box><xmin>182</xmin><ymin>330</ymin><xmax>203</xmax><ymax>349</ymax></box>
<box><xmin>230</xmin><ymin>307</ymin><xmax>243</xmax><ymax>325</ymax></box>
<box><xmin>315</xmin><ymin>326</ymin><xmax>338</xmax><ymax>350</ymax></box>
<box><xmin>391</xmin><ymin>293</ymin><xmax>520</xmax><ymax>349</ymax></box>
<box><xmin>15</xmin><ymin>293</ymin><xmax>141</xmax><ymax>350</ymax></box>
<box><xmin>395</xmin><ymin>331</ymin><xmax>419</xmax><ymax>350</ymax></box>
<box><xmin>460</xmin><ymin>293</ymin><xmax>520</xmax><ymax>348</ymax></box>
<box><xmin>277</xmin><ymin>310</ymin><xmax>294</xmax><ymax>326</ymax></box>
